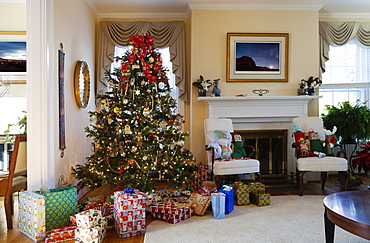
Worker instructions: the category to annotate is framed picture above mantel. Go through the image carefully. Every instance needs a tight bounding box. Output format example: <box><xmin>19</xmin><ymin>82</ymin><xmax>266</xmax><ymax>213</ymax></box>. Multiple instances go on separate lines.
<box><xmin>227</xmin><ymin>33</ymin><xmax>289</xmax><ymax>82</ymax></box>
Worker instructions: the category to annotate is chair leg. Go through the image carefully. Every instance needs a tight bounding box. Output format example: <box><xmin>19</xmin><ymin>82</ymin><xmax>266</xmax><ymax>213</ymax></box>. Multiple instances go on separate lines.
<box><xmin>321</xmin><ymin>172</ymin><xmax>328</xmax><ymax>189</ymax></box>
<box><xmin>297</xmin><ymin>171</ymin><xmax>306</xmax><ymax>196</ymax></box>
<box><xmin>215</xmin><ymin>175</ymin><xmax>223</xmax><ymax>190</ymax></box>
<box><xmin>255</xmin><ymin>172</ymin><xmax>262</xmax><ymax>182</ymax></box>
<box><xmin>344</xmin><ymin>171</ymin><xmax>350</xmax><ymax>191</ymax></box>
<box><xmin>4</xmin><ymin>193</ymin><xmax>13</xmax><ymax>229</ymax></box>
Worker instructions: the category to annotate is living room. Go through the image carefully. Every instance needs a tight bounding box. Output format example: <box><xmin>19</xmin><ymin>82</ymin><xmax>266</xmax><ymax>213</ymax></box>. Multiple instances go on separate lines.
<box><xmin>1</xmin><ymin>0</ymin><xmax>370</xmax><ymax>242</ymax></box>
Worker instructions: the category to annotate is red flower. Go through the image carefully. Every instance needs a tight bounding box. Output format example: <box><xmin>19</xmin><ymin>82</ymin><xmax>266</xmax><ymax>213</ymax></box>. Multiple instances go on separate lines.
<box><xmin>351</xmin><ymin>141</ymin><xmax>370</xmax><ymax>173</ymax></box>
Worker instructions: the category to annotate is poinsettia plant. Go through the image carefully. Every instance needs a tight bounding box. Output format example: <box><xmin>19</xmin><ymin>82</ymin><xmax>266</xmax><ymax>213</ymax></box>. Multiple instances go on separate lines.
<box><xmin>351</xmin><ymin>141</ymin><xmax>370</xmax><ymax>173</ymax></box>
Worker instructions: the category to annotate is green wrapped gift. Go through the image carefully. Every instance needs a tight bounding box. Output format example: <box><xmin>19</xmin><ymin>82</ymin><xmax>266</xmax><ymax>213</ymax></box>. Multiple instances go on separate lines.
<box><xmin>248</xmin><ymin>182</ymin><xmax>266</xmax><ymax>194</ymax></box>
<box><xmin>250</xmin><ymin>193</ymin><xmax>270</xmax><ymax>207</ymax></box>
<box><xmin>231</xmin><ymin>181</ymin><xmax>250</xmax><ymax>206</ymax></box>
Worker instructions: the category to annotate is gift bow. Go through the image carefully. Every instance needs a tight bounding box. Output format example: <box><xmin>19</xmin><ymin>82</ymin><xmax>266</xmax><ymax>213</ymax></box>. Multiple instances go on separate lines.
<box><xmin>124</xmin><ymin>187</ymin><xmax>135</xmax><ymax>194</ymax></box>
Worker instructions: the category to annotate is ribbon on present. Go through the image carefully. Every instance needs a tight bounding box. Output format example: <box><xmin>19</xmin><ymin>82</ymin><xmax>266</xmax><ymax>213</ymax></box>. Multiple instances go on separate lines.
<box><xmin>124</xmin><ymin>187</ymin><xmax>135</xmax><ymax>194</ymax></box>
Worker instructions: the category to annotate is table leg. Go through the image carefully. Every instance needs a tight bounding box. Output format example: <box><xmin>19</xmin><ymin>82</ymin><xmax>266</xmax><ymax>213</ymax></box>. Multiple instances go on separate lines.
<box><xmin>324</xmin><ymin>209</ymin><xmax>335</xmax><ymax>243</ymax></box>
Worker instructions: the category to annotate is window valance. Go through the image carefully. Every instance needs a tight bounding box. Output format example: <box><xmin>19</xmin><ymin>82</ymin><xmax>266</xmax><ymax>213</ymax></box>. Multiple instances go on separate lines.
<box><xmin>97</xmin><ymin>21</ymin><xmax>187</xmax><ymax>101</ymax></box>
<box><xmin>319</xmin><ymin>21</ymin><xmax>370</xmax><ymax>74</ymax></box>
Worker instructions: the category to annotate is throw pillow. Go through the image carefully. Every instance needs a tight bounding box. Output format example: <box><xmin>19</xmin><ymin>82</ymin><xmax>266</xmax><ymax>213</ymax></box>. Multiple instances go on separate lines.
<box><xmin>308</xmin><ymin>129</ymin><xmax>322</xmax><ymax>153</ymax></box>
<box><xmin>207</xmin><ymin>130</ymin><xmax>233</xmax><ymax>159</ymax></box>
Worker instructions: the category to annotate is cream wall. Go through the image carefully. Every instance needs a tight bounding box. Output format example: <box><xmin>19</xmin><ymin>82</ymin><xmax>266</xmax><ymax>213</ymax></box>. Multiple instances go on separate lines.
<box><xmin>190</xmin><ymin>10</ymin><xmax>320</xmax><ymax>164</ymax></box>
<box><xmin>0</xmin><ymin>3</ymin><xmax>26</xmax><ymax>31</ymax></box>
<box><xmin>52</xmin><ymin>0</ymin><xmax>96</xmax><ymax>186</ymax></box>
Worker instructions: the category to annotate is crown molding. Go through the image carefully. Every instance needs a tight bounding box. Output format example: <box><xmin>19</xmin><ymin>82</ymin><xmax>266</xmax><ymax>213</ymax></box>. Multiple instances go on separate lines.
<box><xmin>319</xmin><ymin>12</ymin><xmax>370</xmax><ymax>19</ymax></box>
<box><xmin>98</xmin><ymin>12</ymin><xmax>190</xmax><ymax>19</ymax></box>
<box><xmin>188</xmin><ymin>4</ymin><xmax>323</xmax><ymax>11</ymax></box>
<box><xmin>0</xmin><ymin>0</ymin><xmax>25</xmax><ymax>2</ymax></box>
<box><xmin>84</xmin><ymin>0</ymin><xmax>99</xmax><ymax>17</ymax></box>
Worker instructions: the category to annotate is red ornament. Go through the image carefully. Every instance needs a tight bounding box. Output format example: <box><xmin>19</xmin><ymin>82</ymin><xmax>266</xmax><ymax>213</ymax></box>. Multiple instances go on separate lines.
<box><xmin>119</xmin><ymin>168</ymin><xmax>125</xmax><ymax>174</ymax></box>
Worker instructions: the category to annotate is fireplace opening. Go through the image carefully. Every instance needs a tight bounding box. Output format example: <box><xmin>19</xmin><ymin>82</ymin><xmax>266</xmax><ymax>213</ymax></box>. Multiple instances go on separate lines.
<box><xmin>235</xmin><ymin>130</ymin><xmax>288</xmax><ymax>176</ymax></box>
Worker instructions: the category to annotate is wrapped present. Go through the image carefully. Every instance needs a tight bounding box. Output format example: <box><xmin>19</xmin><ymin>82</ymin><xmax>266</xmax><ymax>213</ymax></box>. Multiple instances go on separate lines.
<box><xmin>146</xmin><ymin>193</ymin><xmax>162</xmax><ymax>208</ymax></box>
<box><xmin>201</xmin><ymin>181</ymin><xmax>217</xmax><ymax>194</ymax></box>
<box><xmin>91</xmin><ymin>203</ymin><xmax>111</xmax><ymax>217</ymax></box>
<box><xmin>113</xmin><ymin>189</ymin><xmax>146</xmax><ymax>238</ymax></box>
<box><xmin>36</xmin><ymin>186</ymin><xmax>78</xmax><ymax>231</ymax></box>
<box><xmin>250</xmin><ymin>193</ymin><xmax>271</xmax><ymax>207</ymax></box>
<box><xmin>44</xmin><ymin>225</ymin><xmax>76</xmax><ymax>243</ymax></box>
<box><xmin>75</xmin><ymin>209</ymin><xmax>101</xmax><ymax>228</ymax></box>
<box><xmin>248</xmin><ymin>182</ymin><xmax>265</xmax><ymax>194</ymax></box>
<box><xmin>180</xmin><ymin>188</ymin><xmax>193</xmax><ymax>197</ymax></box>
<box><xmin>169</xmin><ymin>196</ymin><xmax>189</xmax><ymax>203</ymax></box>
<box><xmin>18</xmin><ymin>191</ymin><xmax>46</xmax><ymax>242</ymax></box>
<box><xmin>149</xmin><ymin>202</ymin><xmax>195</xmax><ymax>224</ymax></box>
<box><xmin>219</xmin><ymin>185</ymin><xmax>234</xmax><ymax>214</ymax></box>
<box><xmin>188</xmin><ymin>193</ymin><xmax>211</xmax><ymax>216</ymax></box>
<box><xmin>75</xmin><ymin>218</ymin><xmax>108</xmax><ymax>243</ymax></box>
<box><xmin>187</xmin><ymin>165</ymin><xmax>211</xmax><ymax>190</ymax></box>
<box><xmin>232</xmin><ymin>182</ymin><xmax>250</xmax><ymax>206</ymax></box>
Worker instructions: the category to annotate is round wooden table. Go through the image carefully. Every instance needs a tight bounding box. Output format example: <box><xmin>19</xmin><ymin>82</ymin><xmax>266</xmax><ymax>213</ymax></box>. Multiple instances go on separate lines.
<box><xmin>323</xmin><ymin>190</ymin><xmax>370</xmax><ymax>242</ymax></box>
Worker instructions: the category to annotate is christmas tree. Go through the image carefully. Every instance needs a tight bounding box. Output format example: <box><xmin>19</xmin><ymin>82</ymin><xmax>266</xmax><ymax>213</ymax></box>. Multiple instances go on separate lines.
<box><xmin>72</xmin><ymin>34</ymin><xmax>199</xmax><ymax>193</ymax></box>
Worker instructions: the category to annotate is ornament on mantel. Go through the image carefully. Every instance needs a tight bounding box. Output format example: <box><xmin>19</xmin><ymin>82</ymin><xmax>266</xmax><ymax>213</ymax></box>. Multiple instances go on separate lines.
<box><xmin>298</xmin><ymin>76</ymin><xmax>322</xmax><ymax>96</ymax></box>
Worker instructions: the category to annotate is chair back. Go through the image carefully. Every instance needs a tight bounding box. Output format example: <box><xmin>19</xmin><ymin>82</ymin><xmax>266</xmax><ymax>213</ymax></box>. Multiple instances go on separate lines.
<box><xmin>292</xmin><ymin>117</ymin><xmax>325</xmax><ymax>140</ymax></box>
<box><xmin>204</xmin><ymin>118</ymin><xmax>234</xmax><ymax>144</ymax></box>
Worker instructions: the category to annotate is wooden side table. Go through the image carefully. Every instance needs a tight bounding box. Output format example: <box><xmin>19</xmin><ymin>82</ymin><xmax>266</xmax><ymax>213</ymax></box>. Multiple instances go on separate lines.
<box><xmin>324</xmin><ymin>190</ymin><xmax>370</xmax><ymax>242</ymax></box>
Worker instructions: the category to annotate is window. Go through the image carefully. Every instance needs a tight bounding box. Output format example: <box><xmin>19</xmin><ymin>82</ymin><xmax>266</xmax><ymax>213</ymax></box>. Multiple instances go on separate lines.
<box><xmin>319</xmin><ymin>39</ymin><xmax>370</xmax><ymax>115</ymax></box>
<box><xmin>111</xmin><ymin>46</ymin><xmax>181</xmax><ymax>114</ymax></box>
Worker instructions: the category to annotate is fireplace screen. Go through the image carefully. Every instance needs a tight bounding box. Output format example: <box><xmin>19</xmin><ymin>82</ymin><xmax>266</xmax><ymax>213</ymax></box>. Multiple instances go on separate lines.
<box><xmin>235</xmin><ymin>130</ymin><xmax>287</xmax><ymax>175</ymax></box>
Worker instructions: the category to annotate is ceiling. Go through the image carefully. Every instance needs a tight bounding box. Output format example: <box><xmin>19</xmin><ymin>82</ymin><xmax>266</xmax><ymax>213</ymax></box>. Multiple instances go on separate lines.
<box><xmin>87</xmin><ymin>0</ymin><xmax>370</xmax><ymax>19</ymax></box>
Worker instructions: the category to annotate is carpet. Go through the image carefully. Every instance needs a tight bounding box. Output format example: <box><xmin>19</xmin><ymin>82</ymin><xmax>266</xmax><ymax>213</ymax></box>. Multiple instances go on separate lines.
<box><xmin>144</xmin><ymin>195</ymin><xmax>369</xmax><ymax>243</ymax></box>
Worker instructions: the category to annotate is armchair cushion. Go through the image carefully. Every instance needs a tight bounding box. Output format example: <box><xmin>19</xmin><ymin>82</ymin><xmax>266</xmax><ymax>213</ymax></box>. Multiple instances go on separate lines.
<box><xmin>297</xmin><ymin>157</ymin><xmax>347</xmax><ymax>171</ymax></box>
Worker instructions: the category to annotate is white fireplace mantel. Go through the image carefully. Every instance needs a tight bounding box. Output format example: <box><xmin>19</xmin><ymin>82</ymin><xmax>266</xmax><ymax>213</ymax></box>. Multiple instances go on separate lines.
<box><xmin>197</xmin><ymin>96</ymin><xmax>321</xmax><ymax>121</ymax></box>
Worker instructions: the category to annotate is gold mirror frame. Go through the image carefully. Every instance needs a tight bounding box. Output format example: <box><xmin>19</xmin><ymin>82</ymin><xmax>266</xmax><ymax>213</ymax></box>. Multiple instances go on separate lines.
<box><xmin>74</xmin><ymin>60</ymin><xmax>90</xmax><ymax>108</ymax></box>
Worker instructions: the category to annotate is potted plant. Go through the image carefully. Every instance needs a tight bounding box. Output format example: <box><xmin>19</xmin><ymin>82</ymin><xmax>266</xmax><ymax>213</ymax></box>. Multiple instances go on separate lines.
<box><xmin>3</xmin><ymin>111</ymin><xmax>27</xmax><ymax>144</ymax></box>
<box><xmin>321</xmin><ymin>100</ymin><xmax>370</xmax><ymax>144</ymax></box>
<box><xmin>192</xmin><ymin>75</ymin><xmax>211</xmax><ymax>97</ymax></box>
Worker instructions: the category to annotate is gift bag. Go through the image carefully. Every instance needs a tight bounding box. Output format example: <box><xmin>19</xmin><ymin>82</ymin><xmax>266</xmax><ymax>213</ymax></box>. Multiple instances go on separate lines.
<box><xmin>18</xmin><ymin>191</ymin><xmax>46</xmax><ymax>242</ymax></box>
<box><xmin>211</xmin><ymin>193</ymin><xmax>225</xmax><ymax>219</ymax></box>
<box><xmin>37</xmin><ymin>186</ymin><xmax>78</xmax><ymax>231</ymax></box>
<box><xmin>219</xmin><ymin>185</ymin><xmax>234</xmax><ymax>214</ymax></box>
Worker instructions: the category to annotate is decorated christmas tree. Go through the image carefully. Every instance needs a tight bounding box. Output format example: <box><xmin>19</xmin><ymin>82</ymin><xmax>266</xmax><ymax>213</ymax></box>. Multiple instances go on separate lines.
<box><xmin>72</xmin><ymin>34</ymin><xmax>199</xmax><ymax>193</ymax></box>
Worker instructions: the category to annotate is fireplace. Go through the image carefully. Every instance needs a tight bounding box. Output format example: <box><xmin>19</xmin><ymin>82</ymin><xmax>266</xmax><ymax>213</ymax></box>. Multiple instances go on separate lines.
<box><xmin>236</xmin><ymin>129</ymin><xmax>287</xmax><ymax>175</ymax></box>
<box><xmin>198</xmin><ymin>95</ymin><xmax>321</xmax><ymax>176</ymax></box>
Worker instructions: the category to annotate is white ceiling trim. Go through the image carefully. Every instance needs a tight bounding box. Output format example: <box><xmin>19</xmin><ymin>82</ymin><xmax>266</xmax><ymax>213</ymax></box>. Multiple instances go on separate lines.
<box><xmin>84</xmin><ymin>0</ymin><xmax>98</xmax><ymax>17</ymax></box>
<box><xmin>188</xmin><ymin>4</ymin><xmax>323</xmax><ymax>11</ymax></box>
<box><xmin>319</xmin><ymin>12</ymin><xmax>370</xmax><ymax>19</ymax></box>
<box><xmin>98</xmin><ymin>12</ymin><xmax>190</xmax><ymax>19</ymax></box>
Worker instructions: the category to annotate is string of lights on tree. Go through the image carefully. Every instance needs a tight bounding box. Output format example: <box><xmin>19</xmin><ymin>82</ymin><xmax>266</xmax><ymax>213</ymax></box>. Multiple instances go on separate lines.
<box><xmin>72</xmin><ymin>34</ymin><xmax>199</xmax><ymax>192</ymax></box>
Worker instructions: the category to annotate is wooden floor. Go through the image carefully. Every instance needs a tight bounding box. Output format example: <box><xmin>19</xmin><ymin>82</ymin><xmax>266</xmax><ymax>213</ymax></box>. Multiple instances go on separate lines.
<box><xmin>1</xmin><ymin>175</ymin><xmax>369</xmax><ymax>243</ymax></box>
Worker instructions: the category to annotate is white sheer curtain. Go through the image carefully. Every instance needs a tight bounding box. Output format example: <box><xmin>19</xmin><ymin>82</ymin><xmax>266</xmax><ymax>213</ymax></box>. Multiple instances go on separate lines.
<box><xmin>96</xmin><ymin>21</ymin><xmax>188</xmax><ymax>102</ymax></box>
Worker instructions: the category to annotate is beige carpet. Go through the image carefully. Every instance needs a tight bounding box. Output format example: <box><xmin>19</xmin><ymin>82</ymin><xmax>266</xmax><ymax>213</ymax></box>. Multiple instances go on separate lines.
<box><xmin>144</xmin><ymin>195</ymin><xmax>369</xmax><ymax>243</ymax></box>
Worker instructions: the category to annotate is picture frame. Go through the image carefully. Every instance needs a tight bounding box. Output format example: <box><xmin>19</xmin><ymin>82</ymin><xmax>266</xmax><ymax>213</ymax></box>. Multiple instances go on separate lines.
<box><xmin>0</xmin><ymin>31</ymin><xmax>26</xmax><ymax>82</ymax></box>
<box><xmin>227</xmin><ymin>33</ymin><xmax>289</xmax><ymax>82</ymax></box>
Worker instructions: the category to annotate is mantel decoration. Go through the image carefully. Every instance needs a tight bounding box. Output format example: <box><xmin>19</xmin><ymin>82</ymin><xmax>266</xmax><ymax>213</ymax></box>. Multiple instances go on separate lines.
<box><xmin>227</xmin><ymin>33</ymin><xmax>289</xmax><ymax>82</ymax></box>
<box><xmin>192</xmin><ymin>75</ymin><xmax>212</xmax><ymax>97</ymax></box>
<box><xmin>252</xmin><ymin>88</ymin><xmax>269</xmax><ymax>96</ymax></box>
<box><xmin>298</xmin><ymin>76</ymin><xmax>322</xmax><ymax>96</ymax></box>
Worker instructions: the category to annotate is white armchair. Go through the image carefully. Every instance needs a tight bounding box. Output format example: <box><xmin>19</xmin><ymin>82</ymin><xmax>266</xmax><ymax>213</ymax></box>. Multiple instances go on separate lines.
<box><xmin>204</xmin><ymin>118</ymin><xmax>261</xmax><ymax>189</ymax></box>
<box><xmin>292</xmin><ymin>117</ymin><xmax>349</xmax><ymax>196</ymax></box>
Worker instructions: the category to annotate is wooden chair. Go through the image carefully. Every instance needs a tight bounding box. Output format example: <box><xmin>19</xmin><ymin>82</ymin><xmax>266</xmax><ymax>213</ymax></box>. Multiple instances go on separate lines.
<box><xmin>0</xmin><ymin>134</ymin><xmax>27</xmax><ymax>229</ymax></box>
<box><xmin>292</xmin><ymin>117</ymin><xmax>349</xmax><ymax>196</ymax></box>
<box><xmin>204</xmin><ymin>118</ymin><xmax>261</xmax><ymax>189</ymax></box>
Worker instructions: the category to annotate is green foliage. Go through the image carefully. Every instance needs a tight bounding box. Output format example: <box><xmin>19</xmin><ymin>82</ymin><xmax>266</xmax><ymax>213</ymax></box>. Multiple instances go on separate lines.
<box><xmin>71</xmin><ymin>34</ymin><xmax>199</xmax><ymax>193</ymax></box>
<box><xmin>3</xmin><ymin>111</ymin><xmax>27</xmax><ymax>143</ymax></box>
<box><xmin>321</xmin><ymin>100</ymin><xmax>370</xmax><ymax>142</ymax></box>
